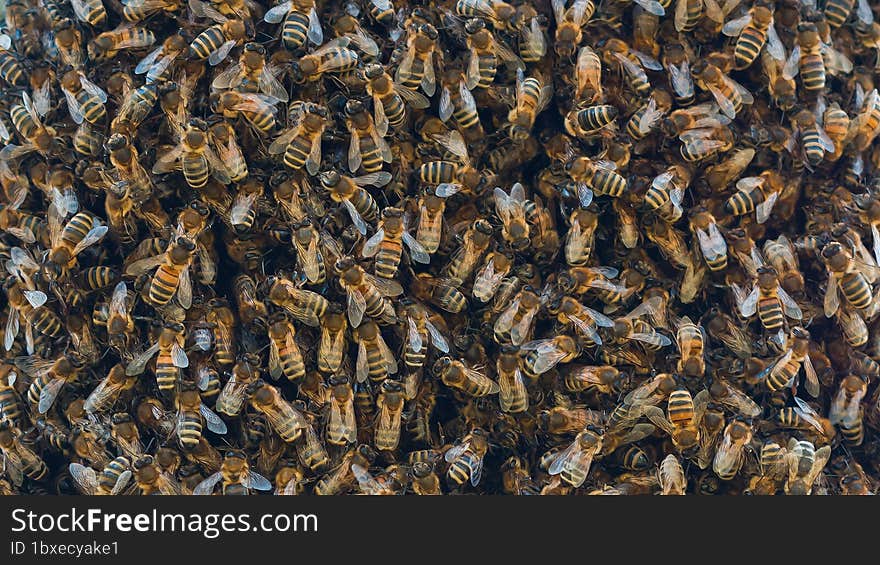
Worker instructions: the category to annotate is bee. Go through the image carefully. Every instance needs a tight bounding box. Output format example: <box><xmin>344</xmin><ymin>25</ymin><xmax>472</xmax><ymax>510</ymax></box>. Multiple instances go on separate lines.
<box><xmin>564</xmin><ymin>205</ymin><xmax>599</xmax><ymax>266</ymax></box>
<box><xmin>610</xmin><ymin>296</ymin><xmax>671</xmax><ymax>350</ymax></box>
<box><xmin>691</xmin><ymin>60</ymin><xmax>754</xmax><ymax>120</ymax></box>
<box><xmin>507</xmin><ymin>69</ymin><xmax>553</xmax><ymax>141</ymax></box>
<box><xmin>418</xmin><ymin>131</ymin><xmax>486</xmax><ymax>199</ymax></box>
<box><xmin>626</xmin><ymin>90</ymin><xmax>673</xmax><ymax>142</ymax></box>
<box><xmin>435</xmin><ymin>357</ymin><xmax>499</xmax><ymax>398</ymax></box>
<box><xmin>374</xmin><ymin>379</ymin><xmax>405</xmax><ymax>451</ymax></box>
<box><xmin>850</xmin><ymin>88</ymin><xmax>880</xmax><ymax>152</ymax></box>
<box><xmin>363</xmin><ymin>207</ymin><xmax>429</xmax><ymax>278</ymax></box>
<box><xmin>763</xmin><ymin>327</ymin><xmax>820</xmax><ymax>396</ymax></box>
<box><xmin>644</xmin><ymin>389</ymin><xmax>711</xmax><ymax>456</ymax></box>
<box><xmin>121</xmin><ymin>0</ymin><xmax>181</xmax><ymax>22</ymax></box>
<box><xmin>274</xmin><ymin>460</ymin><xmax>304</xmax><ymax>495</ymax></box>
<box><xmin>132</xmin><ymin>456</ymin><xmax>183</xmax><ymax>495</ymax></box>
<box><xmin>187</xmin><ymin>0</ymin><xmax>248</xmax><ymax>66</ymax></box>
<box><xmin>110</xmin><ymin>413</ymin><xmax>143</xmax><ymax>459</ymax></box>
<box><xmin>214</xmin><ymin>91</ymin><xmax>278</xmax><ymax>134</ymax></box>
<box><xmin>336</xmin><ymin>257</ymin><xmax>400</xmax><ymax>327</ymax></box>
<box><xmin>722</xmin><ymin>5</ymin><xmax>785</xmax><ymax>70</ymax></box>
<box><xmin>551</xmin><ymin>0</ymin><xmax>596</xmax><ymax>57</ymax></box>
<box><xmin>725</xmin><ymin>171</ymin><xmax>783</xmax><ymax>224</ymax></box>
<box><xmin>345</xmin><ymin>98</ymin><xmax>393</xmax><ymax>174</ymax></box>
<box><xmin>601</xmin><ymin>38</ymin><xmax>663</xmax><ymax>97</ymax></box>
<box><xmin>316</xmin><ymin>306</ymin><xmax>347</xmax><ymax>375</ymax></box>
<box><xmin>762</xmin><ymin>235</ymin><xmax>804</xmax><ymax>295</ymax></box>
<box><xmin>320</xmin><ymin>170</ymin><xmax>388</xmax><ymax>235</ymax></box>
<box><xmin>518</xmin><ymin>12</ymin><xmax>547</xmax><ymax>63</ymax></box>
<box><xmin>0</xmin><ymin>365</ymin><xmax>21</xmax><ymax>424</ymax></box>
<box><xmin>673</xmin><ymin>316</ymin><xmax>705</xmax><ymax>377</ymax></box>
<box><xmin>829</xmin><ymin>374</ymin><xmax>867</xmax><ymax>430</ymax></box>
<box><xmin>296</xmin><ymin>415</ymin><xmax>330</xmax><ymax>474</ymax></box>
<box><xmin>414</xmin><ymin>188</ymin><xmax>446</xmax><ymax>255</ymax></box>
<box><xmin>327</xmin><ymin>376</ymin><xmax>356</xmax><ymax>445</ymax></box>
<box><xmin>134</xmin><ymin>32</ymin><xmax>188</xmax><ymax>84</ymax></box>
<box><xmin>395</xmin><ymin>23</ymin><xmax>438</xmax><ymax>96</ymax></box>
<box><xmin>90</xmin><ymin>25</ymin><xmax>156</xmax><ymax>60</ymax></box>
<box><xmin>789</xmin><ymin>108</ymin><xmax>836</xmax><ymax>168</ymax></box>
<box><xmin>438</xmin><ymin>71</ymin><xmax>483</xmax><ymax>138</ymax></box>
<box><xmin>355</xmin><ymin>321</ymin><xmax>398</xmax><ymax>383</ymax></box>
<box><xmin>69</xmin><ymin>457</ymin><xmax>132</xmax><ymax>495</ymax></box>
<box><xmin>464</xmin><ymin>18</ymin><xmax>522</xmax><ymax>90</ymax></box>
<box><xmin>232</xmin><ymin>273</ymin><xmax>267</xmax><ymax>328</ymax></box>
<box><xmin>735</xmin><ymin>265</ymin><xmax>803</xmax><ymax>345</ymax></box>
<box><xmin>293</xmin><ymin>37</ymin><xmax>360</xmax><ymax>82</ymax></box>
<box><xmin>153</xmin><ymin>119</ymin><xmax>231</xmax><ymax>188</ymax></box>
<box><xmin>70</xmin><ymin>0</ymin><xmax>107</xmax><ymax>26</ymax></box>
<box><xmin>658</xmin><ymin>454</ymin><xmax>686</xmax><ymax>495</ymax></box>
<box><xmin>821</xmin><ymin>241</ymin><xmax>879</xmax><ymax>318</ymax></box>
<box><xmin>59</xmin><ymin>70</ymin><xmax>108</xmax><ymax>127</ymax></box>
<box><xmin>269</xmin><ymin>103</ymin><xmax>328</xmax><ymax>175</ymax></box>
<box><xmin>2</xmin><ymin>92</ymin><xmax>59</xmax><ymax>165</ymax></box>
<box><xmin>546</xmin><ymin>425</ymin><xmax>604</xmax><ymax>487</ymax></box>
<box><xmin>264</xmin><ymin>0</ymin><xmax>323</xmax><ymax>51</ymax></box>
<box><xmin>206</xmin><ymin>119</ymin><xmax>247</xmax><ymax>184</ymax></box>
<box><xmin>662</xmin><ymin>42</ymin><xmax>694</xmax><ymax>106</ymax></box>
<box><xmin>547</xmin><ymin>295</ymin><xmax>614</xmax><ymax>346</ymax></box>
<box><xmin>248</xmin><ymin>381</ymin><xmax>308</xmax><ymax>443</ymax></box>
<box><xmin>267</xmin><ymin>313</ymin><xmax>306</xmax><ymax>382</ymax></box>
<box><xmin>562</xmin><ymin>365</ymin><xmax>621</xmax><ymax>394</ymax></box>
<box><xmin>455</xmin><ymin>0</ymin><xmax>517</xmax><ymax>29</ymax></box>
<box><xmin>84</xmin><ymin>364</ymin><xmax>137</xmax><ymax>415</ymax></box>
<box><xmin>784</xmin><ymin>439</ymin><xmax>831</xmax><ymax>495</ymax></box>
<box><xmin>0</xmin><ymin>421</ymin><xmax>47</xmax><ymax>485</ymax></box>
<box><xmin>494</xmin><ymin>286</ymin><xmax>545</xmax><ymax>345</ymax></box>
<box><xmin>689</xmin><ymin>207</ymin><xmax>727</xmax><ymax>272</ymax></box>
<box><xmin>194</xmin><ymin>450</ymin><xmax>272</xmax><ymax>495</ymax></box>
<box><xmin>411</xmin><ymin>273</ymin><xmax>468</xmax><ymax>314</ymax></box>
<box><xmin>125</xmin><ymin>322</ymin><xmax>188</xmax><ymax>391</ymax></box>
<box><xmin>645</xmin><ymin>166</ymin><xmax>690</xmax><ymax>223</ymax></box>
<box><xmin>521</xmin><ymin>336</ymin><xmax>580</xmax><ymax>378</ymax></box>
<box><xmin>0</xmin><ymin>36</ymin><xmax>25</xmax><ymax>87</ymax></box>
<box><xmin>216</xmin><ymin>354</ymin><xmax>260</xmax><ymax>417</ymax></box>
<box><xmin>445</xmin><ymin>428</ymin><xmax>489</xmax><ymax>487</ymax></box>
<box><xmin>400</xmin><ymin>301</ymin><xmax>449</xmax><ymax>371</ymax></box>
<box><xmin>364</xmin><ymin>63</ymin><xmax>430</xmax><ymax>133</ymax></box>
<box><xmin>125</xmin><ymin>237</ymin><xmax>196</xmax><ymax>309</ymax></box>
<box><xmin>267</xmin><ymin>276</ymin><xmax>331</xmax><ymax>328</ymax></box>
<box><xmin>563</xmin><ymin>157</ymin><xmax>627</xmax><ymax>208</ymax></box>
<box><xmin>21</xmin><ymin>354</ymin><xmax>84</xmax><ymax>415</ymax></box>
<box><xmin>411</xmin><ymin>461</ymin><xmax>441</xmax><ymax>495</ymax></box>
<box><xmin>783</xmin><ymin>23</ymin><xmax>852</xmax><ymax>92</ymax></box>
<box><xmin>495</xmin><ymin>345</ymin><xmax>527</xmax><ymax>413</ymax></box>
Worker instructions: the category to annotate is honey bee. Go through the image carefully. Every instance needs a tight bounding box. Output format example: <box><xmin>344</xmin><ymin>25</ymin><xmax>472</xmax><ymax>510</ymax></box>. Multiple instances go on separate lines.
<box><xmin>355</xmin><ymin>321</ymin><xmax>398</xmax><ymax>383</ymax></box>
<box><xmin>610</xmin><ymin>296</ymin><xmax>671</xmax><ymax>349</ymax></box>
<box><xmin>264</xmin><ymin>0</ymin><xmax>323</xmax><ymax>50</ymax></box>
<box><xmin>266</xmin><ymin>276</ymin><xmax>330</xmax><ymax>327</ymax></box>
<box><xmin>0</xmin><ymin>420</ymin><xmax>47</xmax><ymax>485</ymax></box>
<box><xmin>216</xmin><ymin>355</ymin><xmax>261</xmax><ymax>417</ymax></box>
<box><xmin>783</xmin><ymin>23</ymin><xmax>852</xmax><ymax>93</ymax></box>
<box><xmin>419</xmin><ymin>130</ymin><xmax>485</xmax><ymax>199</ymax></box>
<box><xmin>194</xmin><ymin>450</ymin><xmax>272</xmax><ymax>495</ymax></box>
<box><xmin>267</xmin><ymin>313</ymin><xmax>305</xmax><ymax>382</ymax></box>
<box><xmin>69</xmin><ymin>457</ymin><xmax>133</xmax><ymax>495</ymax></box>
<box><xmin>363</xmin><ymin>207</ymin><xmax>429</xmax><ymax>278</ymax></box>
<box><xmin>829</xmin><ymin>374</ymin><xmax>867</xmax><ymax>429</ymax></box>
<box><xmin>110</xmin><ymin>413</ymin><xmax>143</xmax><ymax>459</ymax></box>
<box><xmin>296</xmin><ymin>414</ymin><xmax>329</xmax><ymax>473</ymax></box>
<box><xmin>644</xmin><ymin>389</ymin><xmax>710</xmax><ymax>456</ymax></box>
<box><xmin>762</xmin><ymin>235</ymin><xmax>804</xmax><ymax>295</ymax></box>
<box><xmin>445</xmin><ymin>428</ymin><xmax>489</xmax><ymax>487</ymax></box>
<box><xmin>84</xmin><ymin>364</ymin><xmax>137</xmax><ymax>415</ymax></box>
<box><xmin>121</xmin><ymin>0</ymin><xmax>181</xmax><ymax>22</ymax></box>
<box><xmin>187</xmin><ymin>0</ymin><xmax>248</xmax><ymax>66</ymax></box>
<box><xmin>317</xmin><ymin>306</ymin><xmax>347</xmax><ymax>375</ymax></box>
<box><xmin>395</xmin><ymin>23</ymin><xmax>438</xmax><ymax>96</ymax></box>
<box><xmin>784</xmin><ymin>439</ymin><xmax>831</xmax><ymax>495</ymax></box>
<box><xmin>434</xmin><ymin>357</ymin><xmax>499</xmax><ymax>397</ymax></box>
<box><xmin>336</xmin><ymin>257</ymin><xmax>400</xmax><ymax>328</ymax></box>
<box><xmin>508</xmin><ymin>69</ymin><xmax>553</xmax><ymax>141</ymax></box>
<box><xmin>125</xmin><ymin>237</ymin><xmax>195</xmax><ymax>309</ymax></box>
<box><xmin>645</xmin><ymin>166</ymin><xmax>690</xmax><ymax>223</ymax></box>
<box><xmin>455</xmin><ymin>0</ymin><xmax>517</xmax><ymax>30</ymax></box>
<box><xmin>735</xmin><ymin>265</ymin><xmax>803</xmax><ymax>345</ymax></box>
<box><xmin>320</xmin><ymin>170</ymin><xmax>388</xmax><ymax>235</ymax></box>
<box><xmin>494</xmin><ymin>345</ymin><xmax>527</xmax><ymax>413</ymax></box>
<box><xmin>821</xmin><ymin>242</ymin><xmax>879</xmax><ymax>319</ymax></box>
<box><xmin>269</xmin><ymin>103</ymin><xmax>328</xmax><ymax>175</ymax></box>
<box><xmin>722</xmin><ymin>5</ymin><xmax>785</xmax><ymax>70</ymax></box>
<box><xmin>850</xmin><ymin>87</ymin><xmax>880</xmax><ymax>152</ymax></box>
<box><xmin>546</xmin><ymin>425</ymin><xmax>604</xmax><ymax>487</ymax></box>
<box><xmin>763</xmin><ymin>327</ymin><xmax>819</xmax><ymax>396</ymax></box>
<box><xmin>20</xmin><ymin>353</ymin><xmax>84</xmax><ymax>415</ymax></box>
<box><xmin>249</xmin><ymin>381</ymin><xmax>308</xmax><ymax>443</ymax></box>
<box><xmin>547</xmin><ymin>295</ymin><xmax>614</xmax><ymax>346</ymax></box>
<box><xmin>658</xmin><ymin>454</ymin><xmax>686</xmax><ymax>495</ymax></box>
<box><xmin>364</xmin><ymin>63</ymin><xmax>429</xmax><ymax>133</ymax></box>
<box><xmin>494</xmin><ymin>286</ymin><xmax>544</xmax><ymax>345</ymax></box>
<box><xmin>463</xmin><ymin>18</ymin><xmax>522</xmax><ymax>91</ymax></box>
<box><xmin>662</xmin><ymin>41</ymin><xmax>694</xmax><ymax>106</ymax></box>
<box><xmin>374</xmin><ymin>379</ymin><xmax>405</xmax><ymax>450</ymax></box>
<box><xmin>551</xmin><ymin>0</ymin><xmax>595</xmax><ymax>57</ymax></box>
<box><xmin>327</xmin><ymin>376</ymin><xmax>357</xmax><ymax>445</ymax></box>
<box><xmin>274</xmin><ymin>460</ymin><xmax>304</xmax><ymax>495</ymax></box>
<box><xmin>70</xmin><ymin>0</ymin><xmax>107</xmax><ymax>26</ymax></box>
<box><xmin>90</xmin><ymin>24</ymin><xmax>157</xmax><ymax>60</ymax></box>
<box><xmin>601</xmin><ymin>38</ymin><xmax>663</xmax><ymax>98</ymax></box>
<box><xmin>125</xmin><ymin>321</ymin><xmax>188</xmax><ymax>391</ymax></box>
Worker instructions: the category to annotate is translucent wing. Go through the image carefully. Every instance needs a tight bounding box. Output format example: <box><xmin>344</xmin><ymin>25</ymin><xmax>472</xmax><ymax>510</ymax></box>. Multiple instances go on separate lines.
<box><xmin>126</xmin><ymin>342</ymin><xmax>161</xmax><ymax>375</ymax></box>
<box><xmin>193</xmin><ymin>471</ymin><xmax>223</xmax><ymax>495</ymax></box>
<box><xmin>307</xmin><ymin>7</ymin><xmax>323</xmax><ymax>45</ymax></box>
<box><xmin>364</xmin><ymin>273</ymin><xmax>403</xmax><ymax>297</ymax></box>
<box><xmin>738</xmin><ymin>285</ymin><xmax>760</xmax><ymax>317</ymax></box>
<box><xmin>69</xmin><ymin>462</ymin><xmax>98</xmax><ymax>494</ymax></box>
<box><xmin>79</xmin><ymin>76</ymin><xmax>107</xmax><ymax>102</ymax></box>
<box><xmin>63</xmin><ymin>87</ymin><xmax>86</xmax><ymax>124</ymax></box>
<box><xmin>802</xmin><ymin>354</ymin><xmax>819</xmax><ymax>398</ymax></box>
<box><xmin>444</xmin><ymin>440</ymin><xmax>471</xmax><ymax>463</ymax></box>
<box><xmin>348</xmin><ymin>128</ymin><xmax>362</xmax><ymax>172</ymax></box>
<box><xmin>719</xmin><ymin>383</ymin><xmax>761</xmax><ymax>417</ymax></box>
<box><xmin>263</xmin><ymin>1</ymin><xmax>292</xmax><ymax>23</ymax></box>
<box><xmin>208</xmin><ymin>40</ymin><xmax>237</xmax><ymax>66</ymax></box>
<box><xmin>783</xmin><ymin>45</ymin><xmax>800</xmax><ymax>80</ymax></box>
<box><xmin>426</xmin><ymin>320</ymin><xmax>449</xmax><ymax>353</ymax></box>
<box><xmin>634</xmin><ymin>0</ymin><xmax>665</xmax><ymax>16</ymax></box>
<box><xmin>407</xmin><ymin>316</ymin><xmax>423</xmax><ymax>353</ymax></box>
<box><xmin>708</xmin><ymin>85</ymin><xmax>737</xmax><ymax>119</ymax></box>
<box><xmin>777</xmin><ymin>286</ymin><xmax>802</xmax><ymax>319</ymax></box>
<box><xmin>348</xmin><ymin>288</ymin><xmax>366</xmax><ymax>328</ymax></box>
<box><xmin>403</xmin><ymin>232</ymin><xmax>430</xmax><ymax>264</ymax></box>
<box><xmin>766</xmin><ymin>22</ymin><xmax>785</xmax><ymax>62</ymax></box>
<box><xmin>629</xmin><ymin>332</ymin><xmax>672</xmax><ymax>346</ymax></box>
<box><xmin>71</xmin><ymin>225</ymin><xmax>108</xmax><ymax>256</ymax></box>
<box><xmin>38</xmin><ymin>377</ymin><xmax>65</xmax><ymax>413</ymax></box>
<box><xmin>722</xmin><ymin>14</ymin><xmax>751</xmax><ymax>36</ymax></box>
<box><xmin>200</xmin><ymin>404</ymin><xmax>227</xmax><ymax>434</ymax></box>
<box><xmin>793</xmin><ymin>397</ymin><xmax>824</xmax><ymax>433</ymax></box>
<box><xmin>244</xmin><ymin>471</ymin><xmax>273</xmax><ymax>491</ymax></box>
<box><xmin>755</xmin><ymin>191</ymin><xmax>778</xmax><ymax>224</ymax></box>
<box><xmin>439</xmin><ymin>87</ymin><xmax>453</xmax><ymax>121</ymax></box>
<box><xmin>356</xmin><ymin>341</ymin><xmax>369</xmax><ymax>383</ymax></box>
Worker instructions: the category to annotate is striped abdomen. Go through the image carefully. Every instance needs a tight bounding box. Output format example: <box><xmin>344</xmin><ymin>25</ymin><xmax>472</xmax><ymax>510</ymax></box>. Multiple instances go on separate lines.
<box><xmin>282</xmin><ymin>10</ymin><xmax>309</xmax><ymax>51</ymax></box>
<box><xmin>734</xmin><ymin>25</ymin><xmax>767</xmax><ymax>69</ymax></box>
<box><xmin>840</xmin><ymin>272</ymin><xmax>872</xmax><ymax>309</ymax></box>
<box><xmin>799</xmin><ymin>52</ymin><xmax>825</xmax><ymax>91</ymax></box>
<box><xmin>155</xmin><ymin>349</ymin><xmax>179</xmax><ymax>391</ymax></box>
<box><xmin>757</xmin><ymin>295</ymin><xmax>784</xmax><ymax>330</ymax></box>
<box><xmin>667</xmin><ymin>390</ymin><xmax>695</xmax><ymax>426</ymax></box>
<box><xmin>149</xmin><ymin>263</ymin><xmax>184</xmax><ymax>305</ymax></box>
